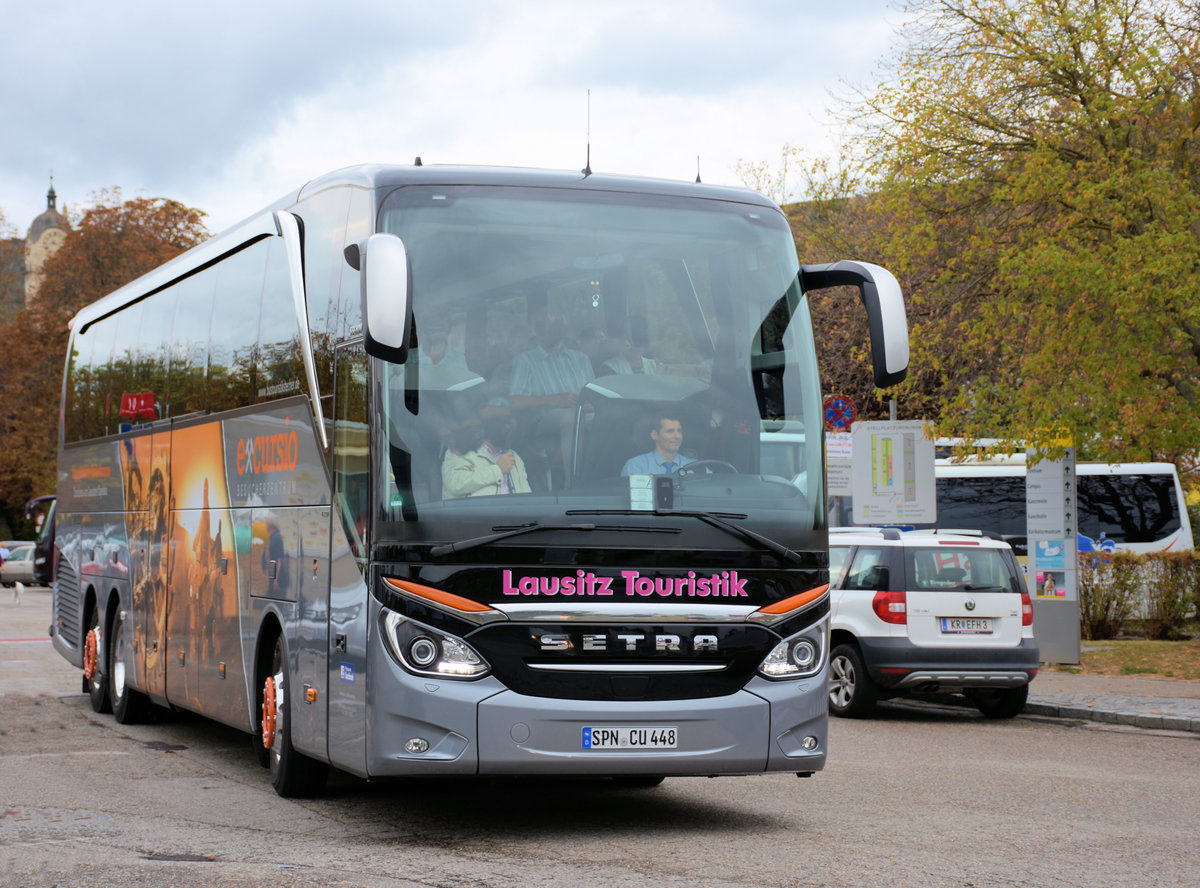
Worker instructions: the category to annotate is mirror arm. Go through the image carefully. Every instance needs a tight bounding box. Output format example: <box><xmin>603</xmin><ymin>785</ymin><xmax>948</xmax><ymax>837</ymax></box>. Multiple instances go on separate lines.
<box><xmin>274</xmin><ymin>210</ymin><xmax>329</xmax><ymax>450</ymax></box>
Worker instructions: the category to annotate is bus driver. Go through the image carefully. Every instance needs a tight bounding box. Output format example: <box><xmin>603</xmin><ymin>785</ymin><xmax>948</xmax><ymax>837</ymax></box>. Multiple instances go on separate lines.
<box><xmin>621</xmin><ymin>414</ymin><xmax>695</xmax><ymax>476</ymax></box>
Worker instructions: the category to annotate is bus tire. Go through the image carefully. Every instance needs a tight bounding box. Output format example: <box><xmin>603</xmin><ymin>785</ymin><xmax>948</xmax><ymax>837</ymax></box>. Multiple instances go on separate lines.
<box><xmin>264</xmin><ymin>634</ymin><xmax>329</xmax><ymax>798</ymax></box>
<box><xmin>968</xmin><ymin>685</ymin><xmax>1028</xmax><ymax>719</ymax></box>
<box><xmin>84</xmin><ymin>604</ymin><xmax>111</xmax><ymax>714</ymax></box>
<box><xmin>109</xmin><ymin>606</ymin><xmax>150</xmax><ymax>725</ymax></box>
<box><xmin>828</xmin><ymin>643</ymin><xmax>877</xmax><ymax>718</ymax></box>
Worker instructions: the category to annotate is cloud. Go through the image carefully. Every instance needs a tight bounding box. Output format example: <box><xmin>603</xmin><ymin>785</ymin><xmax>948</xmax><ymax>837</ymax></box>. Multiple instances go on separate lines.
<box><xmin>1</xmin><ymin>0</ymin><xmax>907</xmax><ymax>234</ymax></box>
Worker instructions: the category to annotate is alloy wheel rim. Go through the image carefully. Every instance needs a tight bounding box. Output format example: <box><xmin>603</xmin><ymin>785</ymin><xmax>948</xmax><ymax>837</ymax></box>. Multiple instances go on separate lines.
<box><xmin>829</xmin><ymin>655</ymin><xmax>855</xmax><ymax>707</ymax></box>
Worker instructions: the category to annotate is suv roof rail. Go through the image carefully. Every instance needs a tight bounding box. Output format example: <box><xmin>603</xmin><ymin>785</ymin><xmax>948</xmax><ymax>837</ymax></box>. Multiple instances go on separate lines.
<box><xmin>830</xmin><ymin>526</ymin><xmax>902</xmax><ymax>541</ymax></box>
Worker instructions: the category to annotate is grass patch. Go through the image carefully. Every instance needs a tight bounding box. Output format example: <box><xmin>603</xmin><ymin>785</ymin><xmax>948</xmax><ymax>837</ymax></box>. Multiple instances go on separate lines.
<box><xmin>1051</xmin><ymin>635</ymin><xmax>1200</xmax><ymax>681</ymax></box>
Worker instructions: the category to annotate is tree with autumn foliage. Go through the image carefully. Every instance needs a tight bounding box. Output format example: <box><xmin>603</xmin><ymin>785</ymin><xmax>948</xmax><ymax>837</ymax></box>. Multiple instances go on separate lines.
<box><xmin>758</xmin><ymin>0</ymin><xmax>1200</xmax><ymax>470</ymax></box>
<box><xmin>0</xmin><ymin>191</ymin><xmax>208</xmax><ymax>535</ymax></box>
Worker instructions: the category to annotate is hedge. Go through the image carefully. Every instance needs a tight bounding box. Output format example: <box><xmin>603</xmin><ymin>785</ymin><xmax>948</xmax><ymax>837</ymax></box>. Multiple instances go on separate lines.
<box><xmin>1077</xmin><ymin>550</ymin><xmax>1200</xmax><ymax>640</ymax></box>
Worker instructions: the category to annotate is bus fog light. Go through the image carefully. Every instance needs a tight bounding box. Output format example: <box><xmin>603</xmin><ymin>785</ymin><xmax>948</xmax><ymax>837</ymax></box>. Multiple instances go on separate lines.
<box><xmin>801</xmin><ymin>735</ymin><xmax>819</xmax><ymax>751</ymax></box>
<box><xmin>405</xmin><ymin>738</ymin><xmax>430</xmax><ymax>753</ymax></box>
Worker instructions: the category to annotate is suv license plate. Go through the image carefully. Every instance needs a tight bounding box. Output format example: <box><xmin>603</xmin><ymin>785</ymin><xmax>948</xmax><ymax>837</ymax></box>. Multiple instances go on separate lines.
<box><xmin>940</xmin><ymin>617</ymin><xmax>993</xmax><ymax>634</ymax></box>
<box><xmin>583</xmin><ymin>727</ymin><xmax>678</xmax><ymax>749</ymax></box>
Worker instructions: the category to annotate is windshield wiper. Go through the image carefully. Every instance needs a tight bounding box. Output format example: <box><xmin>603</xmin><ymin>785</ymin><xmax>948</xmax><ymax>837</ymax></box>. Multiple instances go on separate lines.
<box><xmin>568</xmin><ymin>508</ymin><xmax>804</xmax><ymax>566</ymax></box>
<box><xmin>429</xmin><ymin>521</ymin><xmax>680</xmax><ymax>558</ymax></box>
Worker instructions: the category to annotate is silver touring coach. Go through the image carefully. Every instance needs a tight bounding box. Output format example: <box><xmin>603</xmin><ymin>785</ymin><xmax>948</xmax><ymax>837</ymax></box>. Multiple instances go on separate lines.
<box><xmin>51</xmin><ymin>162</ymin><xmax>908</xmax><ymax>795</ymax></box>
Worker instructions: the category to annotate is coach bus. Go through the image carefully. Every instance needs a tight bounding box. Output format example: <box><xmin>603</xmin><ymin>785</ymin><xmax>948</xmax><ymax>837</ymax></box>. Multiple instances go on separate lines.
<box><xmin>932</xmin><ymin>461</ymin><xmax>1193</xmax><ymax>555</ymax></box>
<box><xmin>50</xmin><ymin>163</ymin><xmax>908</xmax><ymax>796</ymax></box>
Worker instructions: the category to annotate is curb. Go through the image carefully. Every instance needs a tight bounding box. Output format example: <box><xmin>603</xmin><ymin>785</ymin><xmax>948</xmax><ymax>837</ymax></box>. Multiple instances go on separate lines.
<box><xmin>1024</xmin><ymin>700</ymin><xmax>1200</xmax><ymax>734</ymax></box>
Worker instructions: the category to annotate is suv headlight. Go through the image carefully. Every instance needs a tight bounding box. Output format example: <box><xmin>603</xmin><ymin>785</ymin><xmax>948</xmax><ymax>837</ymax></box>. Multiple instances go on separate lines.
<box><xmin>382</xmin><ymin>611</ymin><xmax>491</xmax><ymax>679</ymax></box>
<box><xmin>758</xmin><ymin>617</ymin><xmax>828</xmax><ymax>680</ymax></box>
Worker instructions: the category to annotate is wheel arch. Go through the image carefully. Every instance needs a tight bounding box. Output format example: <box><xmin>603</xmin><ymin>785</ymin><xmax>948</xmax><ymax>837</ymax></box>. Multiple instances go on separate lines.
<box><xmin>830</xmin><ymin>627</ymin><xmax>860</xmax><ymax>651</ymax></box>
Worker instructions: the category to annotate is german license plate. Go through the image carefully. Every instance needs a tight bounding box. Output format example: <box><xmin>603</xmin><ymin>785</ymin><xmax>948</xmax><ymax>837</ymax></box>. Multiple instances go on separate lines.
<box><xmin>582</xmin><ymin>726</ymin><xmax>677</xmax><ymax>749</ymax></box>
<box><xmin>940</xmin><ymin>617</ymin><xmax>993</xmax><ymax>634</ymax></box>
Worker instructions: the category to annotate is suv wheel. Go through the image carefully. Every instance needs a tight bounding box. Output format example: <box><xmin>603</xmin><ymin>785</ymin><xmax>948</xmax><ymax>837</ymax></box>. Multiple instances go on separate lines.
<box><xmin>968</xmin><ymin>685</ymin><xmax>1028</xmax><ymax>719</ymax></box>
<box><xmin>828</xmin><ymin>643</ymin><xmax>878</xmax><ymax>718</ymax></box>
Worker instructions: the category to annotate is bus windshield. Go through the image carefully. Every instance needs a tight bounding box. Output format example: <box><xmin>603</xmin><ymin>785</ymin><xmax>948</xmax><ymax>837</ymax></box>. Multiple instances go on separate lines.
<box><xmin>373</xmin><ymin>185</ymin><xmax>823</xmax><ymax>550</ymax></box>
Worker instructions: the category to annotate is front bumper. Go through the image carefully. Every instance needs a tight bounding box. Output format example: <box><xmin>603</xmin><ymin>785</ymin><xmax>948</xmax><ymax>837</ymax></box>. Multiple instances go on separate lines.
<box><xmin>366</xmin><ymin>636</ymin><xmax>828</xmax><ymax>777</ymax></box>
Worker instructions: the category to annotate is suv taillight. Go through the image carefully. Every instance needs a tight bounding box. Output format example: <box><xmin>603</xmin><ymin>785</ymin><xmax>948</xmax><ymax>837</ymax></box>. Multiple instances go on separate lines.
<box><xmin>871</xmin><ymin>590</ymin><xmax>907</xmax><ymax>625</ymax></box>
<box><xmin>1021</xmin><ymin>591</ymin><xmax>1034</xmax><ymax>626</ymax></box>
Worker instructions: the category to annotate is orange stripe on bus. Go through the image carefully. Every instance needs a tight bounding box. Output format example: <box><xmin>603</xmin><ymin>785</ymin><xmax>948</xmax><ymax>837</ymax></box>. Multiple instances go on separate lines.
<box><xmin>754</xmin><ymin>584</ymin><xmax>829</xmax><ymax>616</ymax></box>
<box><xmin>382</xmin><ymin>577</ymin><xmax>497</xmax><ymax>614</ymax></box>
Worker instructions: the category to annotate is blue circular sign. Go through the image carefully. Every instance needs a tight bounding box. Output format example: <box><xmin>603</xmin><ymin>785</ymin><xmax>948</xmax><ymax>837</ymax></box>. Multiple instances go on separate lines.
<box><xmin>823</xmin><ymin>395</ymin><xmax>856</xmax><ymax>430</ymax></box>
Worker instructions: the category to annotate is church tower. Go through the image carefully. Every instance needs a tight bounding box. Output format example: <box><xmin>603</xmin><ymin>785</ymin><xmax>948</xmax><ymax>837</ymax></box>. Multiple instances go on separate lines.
<box><xmin>24</xmin><ymin>179</ymin><xmax>70</xmax><ymax>305</ymax></box>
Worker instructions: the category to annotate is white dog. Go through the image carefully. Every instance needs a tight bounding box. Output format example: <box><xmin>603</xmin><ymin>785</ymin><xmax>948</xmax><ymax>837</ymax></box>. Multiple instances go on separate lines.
<box><xmin>12</xmin><ymin>581</ymin><xmax>22</xmax><ymax>604</ymax></box>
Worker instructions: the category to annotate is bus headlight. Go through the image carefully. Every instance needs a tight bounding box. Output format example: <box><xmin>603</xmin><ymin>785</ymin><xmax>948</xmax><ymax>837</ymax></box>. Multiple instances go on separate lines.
<box><xmin>758</xmin><ymin>619</ymin><xmax>828</xmax><ymax>680</ymax></box>
<box><xmin>383</xmin><ymin>611</ymin><xmax>491</xmax><ymax>679</ymax></box>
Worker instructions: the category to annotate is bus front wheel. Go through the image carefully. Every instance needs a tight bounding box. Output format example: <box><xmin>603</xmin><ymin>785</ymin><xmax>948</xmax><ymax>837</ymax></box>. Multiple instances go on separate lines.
<box><xmin>262</xmin><ymin>634</ymin><xmax>329</xmax><ymax>798</ymax></box>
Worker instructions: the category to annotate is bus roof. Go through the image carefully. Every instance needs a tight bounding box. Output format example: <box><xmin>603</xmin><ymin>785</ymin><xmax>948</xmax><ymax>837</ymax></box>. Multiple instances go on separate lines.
<box><xmin>70</xmin><ymin>163</ymin><xmax>779</xmax><ymax>334</ymax></box>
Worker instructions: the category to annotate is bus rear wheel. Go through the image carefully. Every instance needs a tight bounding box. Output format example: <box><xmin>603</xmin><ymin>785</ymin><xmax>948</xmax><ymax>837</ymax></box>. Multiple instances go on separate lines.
<box><xmin>109</xmin><ymin>607</ymin><xmax>150</xmax><ymax>724</ymax></box>
<box><xmin>84</xmin><ymin>606</ymin><xmax>111</xmax><ymax>714</ymax></box>
<box><xmin>262</xmin><ymin>634</ymin><xmax>329</xmax><ymax>798</ymax></box>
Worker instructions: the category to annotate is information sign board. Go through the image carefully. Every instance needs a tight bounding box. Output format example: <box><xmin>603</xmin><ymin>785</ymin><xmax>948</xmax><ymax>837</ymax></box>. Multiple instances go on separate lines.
<box><xmin>850</xmin><ymin>421</ymin><xmax>936</xmax><ymax>524</ymax></box>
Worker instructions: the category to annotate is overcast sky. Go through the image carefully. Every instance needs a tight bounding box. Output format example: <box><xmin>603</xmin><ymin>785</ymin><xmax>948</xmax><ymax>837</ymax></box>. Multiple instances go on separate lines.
<box><xmin>2</xmin><ymin>0</ymin><xmax>908</xmax><ymax>237</ymax></box>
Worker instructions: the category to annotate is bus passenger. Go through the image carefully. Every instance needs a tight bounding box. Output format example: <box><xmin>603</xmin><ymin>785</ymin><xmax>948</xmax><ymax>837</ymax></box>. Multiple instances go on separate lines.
<box><xmin>508</xmin><ymin>315</ymin><xmax>594</xmax><ymax>410</ymax></box>
<box><xmin>602</xmin><ymin>317</ymin><xmax>658</xmax><ymax>376</ymax></box>
<box><xmin>442</xmin><ymin>418</ymin><xmax>531</xmax><ymax>498</ymax></box>
<box><xmin>621</xmin><ymin>414</ymin><xmax>695</xmax><ymax>475</ymax></box>
<box><xmin>507</xmin><ymin>315</ymin><xmax>594</xmax><ymax>484</ymax></box>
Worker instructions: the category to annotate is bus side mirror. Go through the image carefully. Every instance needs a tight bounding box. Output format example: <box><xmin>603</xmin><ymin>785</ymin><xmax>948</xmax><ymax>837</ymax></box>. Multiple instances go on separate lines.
<box><xmin>362</xmin><ymin>233</ymin><xmax>413</xmax><ymax>363</ymax></box>
<box><xmin>800</xmin><ymin>260</ymin><xmax>909</xmax><ymax>388</ymax></box>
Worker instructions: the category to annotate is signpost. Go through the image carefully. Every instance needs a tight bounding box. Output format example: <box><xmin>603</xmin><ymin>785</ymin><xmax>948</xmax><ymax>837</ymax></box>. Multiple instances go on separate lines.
<box><xmin>1026</xmin><ymin>446</ymin><xmax>1081</xmax><ymax>664</ymax></box>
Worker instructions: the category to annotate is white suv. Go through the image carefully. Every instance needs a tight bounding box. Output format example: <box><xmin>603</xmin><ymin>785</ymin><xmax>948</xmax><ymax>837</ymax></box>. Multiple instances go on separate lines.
<box><xmin>827</xmin><ymin>528</ymin><xmax>1038</xmax><ymax>719</ymax></box>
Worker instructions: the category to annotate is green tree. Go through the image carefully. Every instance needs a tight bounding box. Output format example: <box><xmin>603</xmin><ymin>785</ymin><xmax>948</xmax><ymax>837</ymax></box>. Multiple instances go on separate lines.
<box><xmin>757</xmin><ymin>0</ymin><xmax>1200</xmax><ymax>468</ymax></box>
<box><xmin>859</xmin><ymin>0</ymin><xmax>1200</xmax><ymax>463</ymax></box>
<box><xmin>0</xmin><ymin>191</ymin><xmax>208</xmax><ymax>533</ymax></box>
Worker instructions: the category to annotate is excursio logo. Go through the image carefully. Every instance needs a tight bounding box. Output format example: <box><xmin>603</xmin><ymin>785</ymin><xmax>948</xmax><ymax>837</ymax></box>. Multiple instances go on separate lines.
<box><xmin>236</xmin><ymin>431</ymin><xmax>299</xmax><ymax>476</ymax></box>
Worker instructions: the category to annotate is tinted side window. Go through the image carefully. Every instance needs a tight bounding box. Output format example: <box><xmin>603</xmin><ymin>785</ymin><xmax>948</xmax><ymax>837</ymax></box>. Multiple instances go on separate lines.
<box><xmin>169</xmin><ymin>273</ymin><xmax>215</xmax><ymax>418</ymax></box>
<box><xmin>209</xmin><ymin>243</ymin><xmax>266</xmax><ymax>413</ymax></box>
<box><xmin>88</xmin><ymin>316</ymin><xmax>118</xmax><ymax>437</ymax></box>
<box><xmin>295</xmin><ymin>189</ymin><xmax>350</xmax><ymax>394</ymax></box>
<box><xmin>337</xmin><ymin>187</ymin><xmax>371</xmax><ymax>342</ymax></box>
<box><xmin>110</xmin><ymin>302</ymin><xmax>144</xmax><ymax>431</ymax></box>
<box><xmin>134</xmin><ymin>291</ymin><xmax>174</xmax><ymax>423</ymax></box>
<box><xmin>256</xmin><ymin>238</ymin><xmax>303</xmax><ymax>403</ymax></box>
<box><xmin>64</xmin><ymin>327</ymin><xmax>94</xmax><ymax>443</ymax></box>
<box><xmin>1079</xmin><ymin>473</ymin><xmax>1181</xmax><ymax>543</ymax></box>
<box><xmin>935</xmin><ymin>476</ymin><xmax>1027</xmax><ymax>537</ymax></box>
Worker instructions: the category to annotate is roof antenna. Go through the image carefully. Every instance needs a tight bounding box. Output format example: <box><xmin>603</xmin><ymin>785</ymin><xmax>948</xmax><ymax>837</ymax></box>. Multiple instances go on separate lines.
<box><xmin>414</xmin><ymin>156</ymin><xmax>423</xmax><ymax>166</ymax></box>
<box><xmin>695</xmin><ymin>156</ymin><xmax>702</xmax><ymax>184</ymax></box>
<box><xmin>582</xmin><ymin>89</ymin><xmax>592</xmax><ymax>177</ymax></box>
